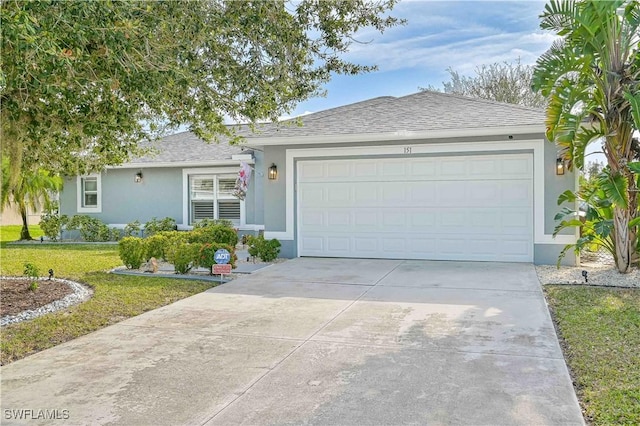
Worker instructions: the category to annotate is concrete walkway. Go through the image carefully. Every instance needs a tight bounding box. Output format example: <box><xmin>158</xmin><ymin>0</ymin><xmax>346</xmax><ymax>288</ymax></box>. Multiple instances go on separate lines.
<box><xmin>1</xmin><ymin>259</ymin><xmax>584</xmax><ymax>425</ymax></box>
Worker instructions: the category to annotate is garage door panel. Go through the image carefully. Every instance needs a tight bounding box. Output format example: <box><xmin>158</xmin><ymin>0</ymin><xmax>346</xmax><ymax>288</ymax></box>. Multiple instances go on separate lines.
<box><xmin>327</xmin><ymin>162</ymin><xmax>351</xmax><ymax>179</ymax></box>
<box><xmin>381</xmin><ymin>238</ymin><xmax>406</xmax><ymax>252</ymax></box>
<box><xmin>469</xmin><ymin>158</ymin><xmax>500</xmax><ymax>176</ymax></box>
<box><xmin>354</xmin><ymin>161</ymin><xmax>378</xmax><ymax>177</ymax></box>
<box><xmin>381</xmin><ymin>161</ymin><xmax>406</xmax><ymax>177</ymax></box>
<box><xmin>300</xmin><ymin>210</ymin><xmax>324</xmax><ymax>227</ymax></box>
<box><xmin>298</xmin><ymin>154</ymin><xmax>533</xmax><ymax>262</ymax></box>
<box><xmin>354</xmin><ymin>184</ymin><xmax>377</xmax><ymax>203</ymax></box>
<box><xmin>328</xmin><ymin>237</ymin><xmax>350</xmax><ymax>252</ymax></box>
<box><xmin>410</xmin><ymin>210</ymin><xmax>437</xmax><ymax>227</ymax></box>
<box><xmin>409</xmin><ymin>183</ymin><xmax>437</xmax><ymax>202</ymax></box>
<box><xmin>440</xmin><ymin>158</ymin><xmax>467</xmax><ymax>177</ymax></box>
<box><xmin>501</xmin><ymin>157</ymin><xmax>532</xmax><ymax>176</ymax></box>
<box><xmin>439</xmin><ymin>210</ymin><xmax>468</xmax><ymax>228</ymax></box>
<box><xmin>300</xmin><ymin>236</ymin><xmax>324</xmax><ymax>252</ymax></box>
<box><xmin>502</xmin><ymin>181</ymin><xmax>532</xmax><ymax>204</ymax></box>
<box><xmin>502</xmin><ymin>210</ymin><xmax>532</xmax><ymax>228</ymax></box>
<box><xmin>354</xmin><ymin>237</ymin><xmax>379</xmax><ymax>253</ymax></box>
<box><xmin>299</xmin><ymin>186</ymin><xmax>325</xmax><ymax>206</ymax></box>
<box><xmin>408</xmin><ymin>160</ymin><xmax>437</xmax><ymax>177</ymax></box>
<box><xmin>502</xmin><ymin>239</ymin><xmax>532</xmax><ymax>259</ymax></box>
<box><xmin>327</xmin><ymin>211</ymin><xmax>350</xmax><ymax>226</ymax></box>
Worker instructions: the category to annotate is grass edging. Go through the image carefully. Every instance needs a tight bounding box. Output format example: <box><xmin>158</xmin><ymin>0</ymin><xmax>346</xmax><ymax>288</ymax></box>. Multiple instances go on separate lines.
<box><xmin>1</xmin><ymin>272</ymin><xmax>217</xmax><ymax>365</ymax></box>
<box><xmin>544</xmin><ymin>285</ymin><xmax>640</xmax><ymax>425</ymax></box>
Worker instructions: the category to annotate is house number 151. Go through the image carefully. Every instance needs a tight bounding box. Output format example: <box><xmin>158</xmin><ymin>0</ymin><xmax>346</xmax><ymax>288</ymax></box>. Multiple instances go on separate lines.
<box><xmin>404</xmin><ymin>147</ymin><xmax>412</xmax><ymax>154</ymax></box>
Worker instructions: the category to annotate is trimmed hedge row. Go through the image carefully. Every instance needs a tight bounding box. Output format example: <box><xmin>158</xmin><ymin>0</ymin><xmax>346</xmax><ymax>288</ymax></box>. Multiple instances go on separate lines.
<box><xmin>118</xmin><ymin>225</ymin><xmax>238</xmax><ymax>274</ymax></box>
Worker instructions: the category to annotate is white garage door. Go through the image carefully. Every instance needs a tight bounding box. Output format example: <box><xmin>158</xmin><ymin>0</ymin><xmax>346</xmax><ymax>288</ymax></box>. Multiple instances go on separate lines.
<box><xmin>297</xmin><ymin>154</ymin><xmax>533</xmax><ymax>262</ymax></box>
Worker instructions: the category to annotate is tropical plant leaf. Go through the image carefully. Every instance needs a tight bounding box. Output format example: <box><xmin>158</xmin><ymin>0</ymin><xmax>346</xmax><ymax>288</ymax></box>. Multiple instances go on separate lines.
<box><xmin>557</xmin><ymin>189</ymin><xmax>577</xmax><ymax>205</ymax></box>
<box><xmin>554</xmin><ymin>206</ymin><xmax>576</xmax><ymax>221</ymax></box>
<box><xmin>553</xmin><ymin>219</ymin><xmax>583</xmax><ymax>236</ymax></box>
<box><xmin>593</xmin><ymin>219</ymin><xmax>613</xmax><ymax>238</ymax></box>
<box><xmin>598</xmin><ymin>173</ymin><xmax>629</xmax><ymax>209</ymax></box>
<box><xmin>628</xmin><ymin>162</ymin><xmax>640</xmax><ymax>174</ymax></box>
<box><xmin>624</xmin><ymin>90</ymin><xmax>640</xmax><ymax>130</ymax></box>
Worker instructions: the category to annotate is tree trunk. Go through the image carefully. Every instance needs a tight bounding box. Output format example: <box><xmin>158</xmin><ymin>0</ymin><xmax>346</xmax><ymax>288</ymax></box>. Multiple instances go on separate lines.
<box><xmin>18</xmin><ymin>200</ymin><xmax>32</xmax><ymax>240</ymax></box>
<box><xmin>613</xmin><ymin>205</ymin><xmax>632</xmax><ymax>273</ymax></box>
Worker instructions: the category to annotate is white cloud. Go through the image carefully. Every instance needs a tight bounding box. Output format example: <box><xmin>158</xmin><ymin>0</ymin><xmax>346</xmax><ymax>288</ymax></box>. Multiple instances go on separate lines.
<box><xmin>341</xmin><ymin>1</ymin><xmax>554</xmax><ymax>75</ymax></box>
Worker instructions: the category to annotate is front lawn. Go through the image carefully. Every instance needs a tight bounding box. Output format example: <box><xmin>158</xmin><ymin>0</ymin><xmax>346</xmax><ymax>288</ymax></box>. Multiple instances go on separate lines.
<box><xmin>0</xmin><ymin>226</ymin><xmax>216</xmax><ymax>365</ymax></box>
<box><xmin>0</xmin><ymin>225</ymin><xmax>43</xmax><ymax>243</ymax></box>
<box><xmin>545</xmin><ymin>286</ymin><xmax>640</xmax><ymax>425</ymax></box>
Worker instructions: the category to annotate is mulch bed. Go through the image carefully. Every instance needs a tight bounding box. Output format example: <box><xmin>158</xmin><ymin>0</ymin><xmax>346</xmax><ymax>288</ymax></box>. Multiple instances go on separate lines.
<box><xmin>0</xmin><ymin>278</ymin><xmax>73</xmax><ymax>316</ymax></box>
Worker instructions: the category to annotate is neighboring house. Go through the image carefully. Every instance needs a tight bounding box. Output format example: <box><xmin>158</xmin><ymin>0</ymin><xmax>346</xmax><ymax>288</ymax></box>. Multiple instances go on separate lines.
<box><xmin>0</xmin><ymin>202</ymin><xmax>43</xmax><ymax>226</ymax></box>
<box><xmin>60</xmin><ymin>91</ymin><xmax>577</xmax><ymax>265</ymax></box>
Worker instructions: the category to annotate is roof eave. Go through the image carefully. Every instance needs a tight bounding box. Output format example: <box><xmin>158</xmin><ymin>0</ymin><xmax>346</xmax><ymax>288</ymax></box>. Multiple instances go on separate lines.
<box><xmin>107</xmin><ymin>159</ymin><xmax>252</xmax><ymax>169</ymax></box>
<box><xmin>247</xmin><ymin>124</ymin><xmax>545</xmax><ymax>146</ymax></box>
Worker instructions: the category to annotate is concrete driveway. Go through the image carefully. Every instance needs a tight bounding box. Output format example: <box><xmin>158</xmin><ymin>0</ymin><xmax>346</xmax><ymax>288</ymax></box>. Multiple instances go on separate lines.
<box><xmin>1</xmin><ymin>259</ymin><xmax>584</xmax><ymax>425</ymax></box>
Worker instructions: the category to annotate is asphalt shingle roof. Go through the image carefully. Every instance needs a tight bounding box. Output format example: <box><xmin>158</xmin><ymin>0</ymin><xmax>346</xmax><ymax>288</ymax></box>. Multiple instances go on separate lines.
<box><xmin>249</xmin><ymin>90</ymin><xmax>546</xmax><ymax>138</ymax></box>
<box><xmin>130</xmin><ymin>91</ymin><xmax>545</xmax><ymax>164</ymax></box>
<box><xmin>130</xmin><ymin>131</ymin><xmax>245</xmax><ymax>164</ymax></box>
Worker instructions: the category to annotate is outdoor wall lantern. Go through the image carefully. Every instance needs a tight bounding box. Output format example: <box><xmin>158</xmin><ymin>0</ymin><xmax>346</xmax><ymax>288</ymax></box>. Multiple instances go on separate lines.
<box><xmin>556</xmin><ymin>157</ymin><xmax>565</xmax><ymax>175</ymax></box>
<box><xmin>268</xmin><ymin>164</ymin><xmax>278</xmax><ymax>180</ymax></box>
<box><xmin>135</xmin><ymin>171</ymin><xmax>143</xmax><ymax>183</ymax></box>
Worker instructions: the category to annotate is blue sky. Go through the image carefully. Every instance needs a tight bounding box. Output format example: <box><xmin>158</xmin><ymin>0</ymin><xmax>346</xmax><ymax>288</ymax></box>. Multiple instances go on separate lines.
<box><xmin>288</xmin><ymin>0</ymin><xmax>554</xmax><ymax>117</ymax></box>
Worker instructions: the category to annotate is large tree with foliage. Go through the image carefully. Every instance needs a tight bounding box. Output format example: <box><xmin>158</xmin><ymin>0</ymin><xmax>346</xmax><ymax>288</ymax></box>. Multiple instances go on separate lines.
<box><xmin>1</xmin><ymin>158</ymin><xmax>62</xmax><ymax>240</ymax></box>
<box><xmin>1</xmin><ymin>0</ymin><xmax>400</xmax><ymax>182</ymax></box>
<box><xmin>422</xmin><ymin>58</ymin><xmax>547</xmax><ymax>108</ymax></box>
<box><xmin>532</xmin><ymin>0</ymin><xmax>640</xmax><ymax>273</ymax></box>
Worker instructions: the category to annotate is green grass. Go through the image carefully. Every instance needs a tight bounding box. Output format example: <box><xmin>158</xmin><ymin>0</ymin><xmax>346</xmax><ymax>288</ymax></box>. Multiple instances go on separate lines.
<box><xmin>0</xmin><ymin>224</ymin><xmax>44</xmax><ymax>244</ymax></box>
<box><xmin>0</xmin><ymin>225</ymin><xmax>216</xmax><ymax>365</ymax></box>
<box><xmin>545</xmin><ymin>286</ymin><xmax>640</xmax><ymax>425</ymax></box>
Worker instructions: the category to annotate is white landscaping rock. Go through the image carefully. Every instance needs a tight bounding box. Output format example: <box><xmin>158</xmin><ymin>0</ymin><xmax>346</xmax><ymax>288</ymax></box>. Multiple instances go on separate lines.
<box><xmin>1</xmin><ymin>277</ymin><xmax>93</xmax><ymax>327</ymax></box>
<box><xmin>536</xmin><ymin>264</ymin><xmax>639</xmax><ymax>288</ymax></box>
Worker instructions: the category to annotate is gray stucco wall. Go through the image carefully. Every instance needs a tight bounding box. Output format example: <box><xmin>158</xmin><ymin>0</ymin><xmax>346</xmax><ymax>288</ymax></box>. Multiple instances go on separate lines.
<box><xmin>263</xmin><ymin>146</ymin><xmax>287</xmax><ymax>232</ymax></box>
<box><xmin>535</xmin><ymin>244</ymin><xmax>576</xmax><ymax>266</ymax></box>
<box><xmin>60</xmin><ymin>161</ymin><xmax>264</xmax><ymax>228</ymax></box>
<box><xmin>263</xmin><ymin>133</ymin><xmax>577</xmax><ymax>265</ymax></box>
<box><xmin>245</xmin><ymin>150</ymin><xmax>265</xmax><ymax>226</ymax></box>
<box><xmin>60</xmin><ymin>168</ymin><xmax>183</xmax><ymax>224</ymax></box>
<box><xmin>543</xmin><ymin>140</ymin><xmax>575</xmax><ymax>235</ymax></box>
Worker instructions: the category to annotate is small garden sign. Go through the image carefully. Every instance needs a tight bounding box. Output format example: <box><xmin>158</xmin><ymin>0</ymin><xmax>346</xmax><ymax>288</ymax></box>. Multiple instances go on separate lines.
<box><xmin>213</xmin><ymin>249</ymin><xmax>231</xmax><ymax>277</ymax></box>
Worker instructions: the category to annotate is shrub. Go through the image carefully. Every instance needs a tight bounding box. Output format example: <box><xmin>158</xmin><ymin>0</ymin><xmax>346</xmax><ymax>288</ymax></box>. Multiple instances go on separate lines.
<box><xmin>39</xmin><ymin>213</ymin><xmax>68</xmax><ymax>241</ymax></box>
<box><xmin>66</xmin><ymin>215</ymin><xmax>110</xmax><ymax>242</ymax></box>
<box><xmin>143</xmin><ymin>217</ymin><xmax>177</xmax><ymax>236</ymax></box>
<box><xmin>198</xmin><ymin>243</ymin><xmax>237</xmax><ymax>271</ymax></box>
<box><xmin>23</xmin><ymin>262</ymin><xmax>39</xmax><ymax>279</ymax></box>
<box><xmin>192</xmin><ymin>218</ymin><xmax>235</xmax><ymax>229</ymax></box>
<box><xmin>23</xmin><ymin>262</ymin><xmax>39</xmax><ymax>291</ymax></box>
<box><xmin>124</xmin><ymin>220</ymin><xmax>141</xmax><ymax>237</ymax></box>
<box><xmin>188</xmin><ymin>225</ymin><xmax>238</xmax><ymax>247</ymax></box>
<box><xmin>144</xmin><ymin>234</ymin><xmax>169</xmax><ymax>261</ymax></box>
<box><xmin>118</xmin><ymin>237</ymin><xmax>146</xmax><ymax>269</ymax></box>
<box><xmin>156</xmin><ymin>231</ymin><xmax>189</xmax><ymax>258</ymax></box>
<box><xmin>109</xmin><ymin>228</ymin><xmax>123</xmax><ymax>241</ymax></box>
<box><xmin>246</xmin><ymin>235</ymin><xmax>281</xmax><ymax>262</ymax></box>
<box><xmin>166</xmin><ymin>243</ymin><xmax>200</xmax><ymax>274</ymax></box>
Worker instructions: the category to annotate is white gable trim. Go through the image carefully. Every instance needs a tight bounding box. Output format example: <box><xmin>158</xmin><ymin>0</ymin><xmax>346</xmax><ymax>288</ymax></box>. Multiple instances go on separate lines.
<box><xmin>263</xmin><ymin>139</ymin><xmax>577</xmax><ymax>247</ymax></box>
<box><xmin>248</xmin><ymin>124</ymin><xmax>545</xmax><ymax>146</ymax></box>
<box><xmin>109</xmin><ymin>159</ymin><xmax>253</xmax><ymax>169</ymax></box>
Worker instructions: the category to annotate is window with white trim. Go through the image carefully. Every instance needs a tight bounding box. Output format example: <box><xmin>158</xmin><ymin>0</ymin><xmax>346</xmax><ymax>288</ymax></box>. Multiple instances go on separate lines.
<box><xmin>77</xmin><ymin>174</ymin><xmax>102</xmax><ymax>213</ymax></box>
<box><xmin>189</xmin><ymin>175</ymin><xmax>240</xmax><ymax>224</ymax></box>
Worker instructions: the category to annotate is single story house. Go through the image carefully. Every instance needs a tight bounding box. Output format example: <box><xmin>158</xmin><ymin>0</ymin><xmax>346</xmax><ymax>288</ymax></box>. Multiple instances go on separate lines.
<box><xmin>60</xmin><ymin>91</ymin><xmax>577</xmax><ymax>265</ymax></box>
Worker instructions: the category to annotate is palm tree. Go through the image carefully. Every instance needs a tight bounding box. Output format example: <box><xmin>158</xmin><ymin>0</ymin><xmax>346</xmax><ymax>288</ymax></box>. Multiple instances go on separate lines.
<box><xmin>1</xmin><ymin>158</ymin><xmax>63</xmax><ymax>240</ymax></box>
<box><xmin>532</xmin><ymin>0</ymin><xmax>640</xmax><ymax>273</ymax></box>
